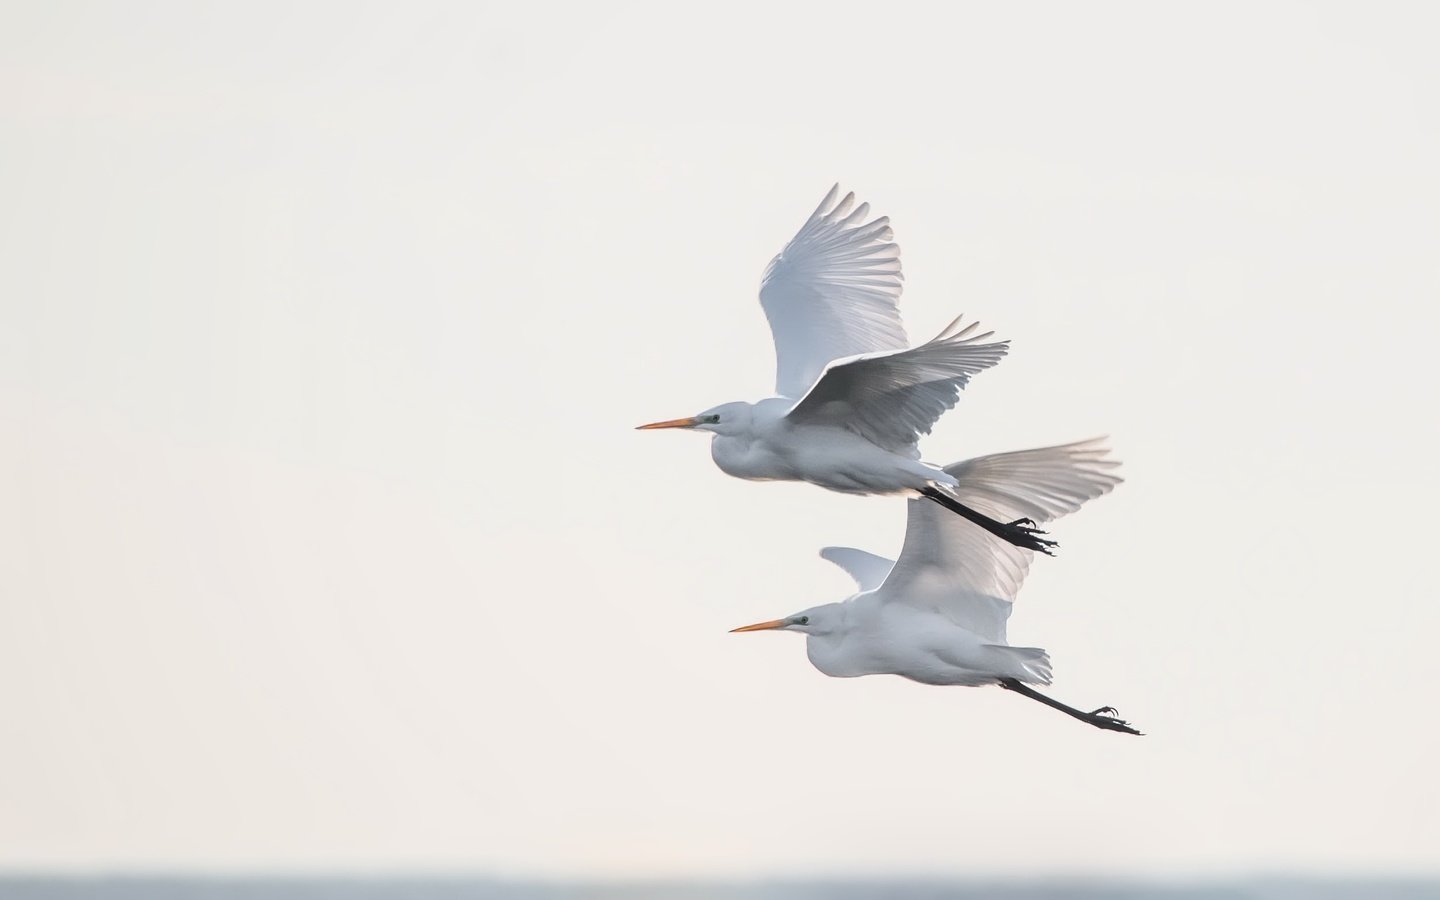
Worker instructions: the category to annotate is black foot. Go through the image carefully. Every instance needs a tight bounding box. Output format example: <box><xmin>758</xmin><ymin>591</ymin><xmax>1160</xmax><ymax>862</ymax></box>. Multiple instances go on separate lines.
<box><xmin>1085</xmin><ymin>708</ymin><xmax>1142</xmax><ymax>735</ymax></box>
<box><xmin>998</xmin><ymin>518</ymin><xmax>1058</xmax><ymax>556</ymax></box>
<box><xmin>919</xmin><ymin>489</ymin><xmax>1060</xmax><ymax>557</ymax></box>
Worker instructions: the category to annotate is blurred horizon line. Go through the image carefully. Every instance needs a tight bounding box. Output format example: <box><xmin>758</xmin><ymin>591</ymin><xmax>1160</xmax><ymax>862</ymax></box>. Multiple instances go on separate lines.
<box><xmin>2</xmin><ymin>870</ymin><xmax>1437</xmax><ymax>884</ymax></box>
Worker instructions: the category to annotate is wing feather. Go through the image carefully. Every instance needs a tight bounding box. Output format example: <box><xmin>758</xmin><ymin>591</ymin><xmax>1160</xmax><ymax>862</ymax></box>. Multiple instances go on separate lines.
<box><xmin>873</xmin><ymin>439</ymin><xmax>1122</xmax><ymax>642</ymax></box>
<box><xmin>759</xmin><ymin>185</ymin><xmax>908</xmax><ymax>398</ymax></box>
<box><xmin>819</xmin><ymin>547</ymin><xmax>895</xmax><ymax>592</ymax></box>
<box><xmin>783</xmin><ymin>316</ymin><xmax>1009</xmax><ymax>451</ymax></box>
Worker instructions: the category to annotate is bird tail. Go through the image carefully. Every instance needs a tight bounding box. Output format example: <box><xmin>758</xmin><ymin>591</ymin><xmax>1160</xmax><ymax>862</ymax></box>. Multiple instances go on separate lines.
<box><xmin>986</xmin><ymin>645</ymin><xmax>1053</xmax><ymax>686</ymax></box>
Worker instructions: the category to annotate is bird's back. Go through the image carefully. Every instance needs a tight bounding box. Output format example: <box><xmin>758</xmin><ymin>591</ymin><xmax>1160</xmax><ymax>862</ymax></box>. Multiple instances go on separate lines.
<box><xmin>716</xmin><ymin>401</ymin><xmax>935</xmax><ymax>495</ymax></box>
<box><xmin>812</xmin><ymin>596</ymin><xmax>1049</xmax><ymax>687</ymax></box>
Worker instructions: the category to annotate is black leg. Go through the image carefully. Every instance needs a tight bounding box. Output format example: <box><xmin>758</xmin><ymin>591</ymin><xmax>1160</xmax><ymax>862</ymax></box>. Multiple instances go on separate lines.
<box><xmin>921</xmin><ymin>488</ymin><xmax>1058</xmax><ymax>556</ymax></box>
<box><xmin>999</xmin><ymin>678</ymin><xmax>1142</xmax><ymax>735</ymax></box>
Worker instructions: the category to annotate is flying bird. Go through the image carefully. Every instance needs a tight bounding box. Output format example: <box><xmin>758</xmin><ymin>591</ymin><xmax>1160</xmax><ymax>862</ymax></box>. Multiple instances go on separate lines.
<box><xmin>638</xmin><ymin>185</ymin><xmax>1056</xmax><ymax>554</ymax></box>
<box><xmin>730</xmin><ymin>439</ymin><xmax>1140</xmax><ymax>735</ymax></box>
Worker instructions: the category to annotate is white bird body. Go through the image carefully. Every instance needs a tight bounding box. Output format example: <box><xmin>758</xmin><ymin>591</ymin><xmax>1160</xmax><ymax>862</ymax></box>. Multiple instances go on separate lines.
<box><xmin>801</xmin><ymin>601</ymin><xmax>1038</xmax><ymax>686</ymax></box>
<box><xmin>707</xmin><ymin>400</ymin><xmax>945</xmax><ymax>494</ymax></box>
<box><xmin>732</xmin><ymin>439</ymin><xmax>1140</xmax><ymax>734</ymax></box>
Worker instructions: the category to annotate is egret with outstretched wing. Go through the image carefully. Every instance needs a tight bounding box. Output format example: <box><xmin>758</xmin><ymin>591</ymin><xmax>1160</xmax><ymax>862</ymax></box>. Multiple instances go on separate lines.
<box><xmin>638</xmin><ymin>185</ymin><xmax>1055</xmax><ymax>554</ymax></box>
<box><xmin>730</xmin><ymin>439</ymin><xmax>1140</xmax><ymax>735</ymax></box>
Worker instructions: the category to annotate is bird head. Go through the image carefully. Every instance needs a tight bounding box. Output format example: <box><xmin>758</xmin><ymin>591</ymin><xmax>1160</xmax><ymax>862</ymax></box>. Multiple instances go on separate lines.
<box><xmin>730</xmin><ymin>604</ymin><xmax>841</xmax><ymax>637</ymax></box>
<box><xmin>636</xmin><ymin>401</ymin><xmax>752</xmax><ymax>436</ymax></box>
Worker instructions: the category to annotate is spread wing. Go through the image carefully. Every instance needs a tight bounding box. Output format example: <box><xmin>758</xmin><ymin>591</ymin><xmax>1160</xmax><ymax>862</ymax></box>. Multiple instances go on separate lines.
<box><xmin>818</xmin><ymin>547</ymin><xmax>895</xmax><ymax>592</ymax></box>
<box><xmin>868</xmin><ymin>439</ymin><xmax>1123</xmax><ymax>643</ymax></box>
<box><xmin>783</xmin><ymin>317</ymin><xmax>1009</xmax><ymax>451</ymax></box>
<box><xmin>759</xmin><ymin>185</ymin><xmax>908</xmax><ymax>399</ymax></box>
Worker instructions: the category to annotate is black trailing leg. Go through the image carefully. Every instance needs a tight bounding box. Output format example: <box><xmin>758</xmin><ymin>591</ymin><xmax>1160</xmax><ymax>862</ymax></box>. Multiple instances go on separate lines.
<box><xmin>999</xmin><ymin>678</ymin><xmax>1142</xmax><ymax>735</ymax></box>
<box><xmin>920</xmin><ymin>488</ymin><xmax>1058</xmax><ymax>556</ymax></box>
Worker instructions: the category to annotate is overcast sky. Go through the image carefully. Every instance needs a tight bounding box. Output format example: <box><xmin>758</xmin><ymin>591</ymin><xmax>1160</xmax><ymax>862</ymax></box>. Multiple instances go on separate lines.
<box><xmin>2</xmin><ymin>0</ymin><xmax>1438</xmax><ymax>881</ymax></box>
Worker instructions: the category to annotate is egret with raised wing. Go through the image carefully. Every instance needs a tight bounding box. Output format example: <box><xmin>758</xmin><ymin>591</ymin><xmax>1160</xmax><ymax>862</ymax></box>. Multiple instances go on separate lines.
<box><xmin>730</xmin><ymin>439</ymin><xmax>1140</xmax><ymax>735</ymax></box>
<box><xmin>638</xmin><ymin>185</ymin><xmax>1056</xmax><ymax>554</ymax></box>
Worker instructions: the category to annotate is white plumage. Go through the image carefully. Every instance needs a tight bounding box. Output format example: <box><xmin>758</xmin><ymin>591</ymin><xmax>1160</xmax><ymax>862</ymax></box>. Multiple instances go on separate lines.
<box><xmin>759</xmin><ymin>185</ymin><xmax>910</xmax><ymax>399</ymax></box>
<box><xmin>732</xmin><ymin>439</ymin><xmax>1140</xmax><ymax>735</ymax></box>
<box><xmin>639</xmin><ymin>185</ymin><xmax>1057</xmax><ymax>553</ymax></box>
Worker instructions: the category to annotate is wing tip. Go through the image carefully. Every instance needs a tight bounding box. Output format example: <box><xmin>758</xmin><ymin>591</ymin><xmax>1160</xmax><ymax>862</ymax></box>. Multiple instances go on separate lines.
<box><xmin>930</xmin><ymin>314</ymin><xmax>1008</xmax><ymax>346</ymax></box>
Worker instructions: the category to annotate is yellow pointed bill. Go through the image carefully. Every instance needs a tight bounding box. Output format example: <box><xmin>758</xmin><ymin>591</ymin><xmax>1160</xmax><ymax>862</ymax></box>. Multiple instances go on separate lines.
<box><xmin>636</xmin><ymin>416</ymin><xmax>701</xmax><ymax>430</ymax></box>
<box><xmin>730</xmin><ymin>618</ymin><xmax>787</xmax><ymax>633</ymax></box>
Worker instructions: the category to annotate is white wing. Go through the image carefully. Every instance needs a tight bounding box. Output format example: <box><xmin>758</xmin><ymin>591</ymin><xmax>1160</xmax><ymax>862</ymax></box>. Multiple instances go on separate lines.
<box><xmin>783</xmin><ymin>317</ymin><xmax>1009</xmax><ymax>451</ymax></box>
<box><xmin>759</xmin><ymin>185</ymin><xmax>908</xmax><ymax>398</ymax></box>
<box><xmin>819</xmin><ymin>547</ymin><xmax>895</xmax><ymax>592</ymax></box>
<box><xmin>870</xmin><ymin>439</ymin><xmax>1123</xmax><ymax>643</ymax></box>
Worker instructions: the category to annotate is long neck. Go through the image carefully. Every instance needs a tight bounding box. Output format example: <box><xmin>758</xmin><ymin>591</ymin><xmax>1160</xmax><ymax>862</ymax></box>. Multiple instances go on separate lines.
<box><xmin>804</xmin><ymin>605</ymin><xmax>863</xmax><ymax>677</ymax></box>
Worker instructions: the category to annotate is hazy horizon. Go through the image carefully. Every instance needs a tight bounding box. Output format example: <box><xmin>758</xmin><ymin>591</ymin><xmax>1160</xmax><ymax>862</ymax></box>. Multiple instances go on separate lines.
<box><xmin>3</xmin><ymin>875</ymin><xmax>1440</xmax><ymax>897</ymax></box>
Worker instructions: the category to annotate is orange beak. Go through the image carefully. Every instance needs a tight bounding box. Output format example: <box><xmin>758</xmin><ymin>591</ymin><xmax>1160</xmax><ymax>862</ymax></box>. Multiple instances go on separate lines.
<box><xmin>636</xmin><ymin>416</ymin><xmax>701</xmax><ymax>430</ymax></box>
<box><xmin>729</xmin><ymin>618</ymin><xmax>787</xmax><ymax>633</ymax></box>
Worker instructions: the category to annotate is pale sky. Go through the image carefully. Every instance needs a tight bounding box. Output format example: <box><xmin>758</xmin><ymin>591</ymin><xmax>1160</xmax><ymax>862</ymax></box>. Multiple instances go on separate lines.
<box><xmin>2</xmin><ymin>0</ymin><xmax>1438</xmax><ymax>881</ymax></box>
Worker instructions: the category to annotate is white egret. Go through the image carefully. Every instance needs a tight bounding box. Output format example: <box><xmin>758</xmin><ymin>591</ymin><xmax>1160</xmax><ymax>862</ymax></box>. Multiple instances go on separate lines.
<box><xmin>730</xmin><ymin>439</ymin><xmax>1140</xmax><ymax>735</ymax></box>
<box><xmin>638</xmin><ymin>185</ymin><xmax>1057</xmax><ymax>554</ymax></box>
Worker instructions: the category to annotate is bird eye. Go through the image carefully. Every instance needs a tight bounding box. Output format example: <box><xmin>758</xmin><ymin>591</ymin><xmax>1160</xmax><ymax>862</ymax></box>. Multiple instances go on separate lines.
<box><xmin>705</xmin><ymin>414</ymin><xmax>721</xmax><ymax>424</ymax></box>
<box><xmin>797</xmin><ymin>616</ymin><xmax>809</xmax><ymax>625</ymax></box>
